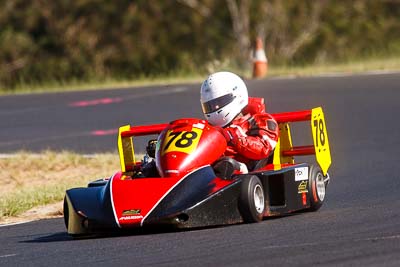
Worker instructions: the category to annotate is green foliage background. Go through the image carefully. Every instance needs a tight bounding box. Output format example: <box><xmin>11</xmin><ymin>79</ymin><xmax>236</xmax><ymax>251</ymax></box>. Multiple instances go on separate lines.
<box><xmin>0</xmin><ymin>0</ymin><xmax>399</xmax><ymax>90</ymax></box>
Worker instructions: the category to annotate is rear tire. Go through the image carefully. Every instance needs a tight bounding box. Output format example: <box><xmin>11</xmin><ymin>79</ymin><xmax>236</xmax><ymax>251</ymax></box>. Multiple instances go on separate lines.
<box><xmin>238</xmin><ymin>175</ymin><xmax>265</xmax><ymax>223</ymax></box>
<box><xmin>308</xmin><ymin>165</ymin><xmax>328</xmax><ymax>211</ymax></box>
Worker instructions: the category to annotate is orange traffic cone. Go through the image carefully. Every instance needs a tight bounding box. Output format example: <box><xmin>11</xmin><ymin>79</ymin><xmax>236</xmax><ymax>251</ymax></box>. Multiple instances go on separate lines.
<box><xmin>252</xmin><ymin>37</ymin><xmax>268</xmax><ymax>79</ymax></box>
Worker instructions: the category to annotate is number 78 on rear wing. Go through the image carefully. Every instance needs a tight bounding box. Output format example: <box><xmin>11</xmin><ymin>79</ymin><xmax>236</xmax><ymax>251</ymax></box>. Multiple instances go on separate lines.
<box><xmin>272</xmin><ymin>107</ymin><xmax>332</xmax><ymax>175</ymax></box>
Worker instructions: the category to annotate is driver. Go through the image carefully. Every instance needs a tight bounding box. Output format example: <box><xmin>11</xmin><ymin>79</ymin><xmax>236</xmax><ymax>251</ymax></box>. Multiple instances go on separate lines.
<box><xmin>200</xmin><ymin>71</ymin><xmax>279</xmax><ymax>172</ymax></box>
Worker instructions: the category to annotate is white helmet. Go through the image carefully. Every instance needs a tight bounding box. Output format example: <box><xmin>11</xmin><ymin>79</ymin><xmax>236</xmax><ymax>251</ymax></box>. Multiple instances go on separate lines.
<box><xmin>200</xmin><ymin>71</ymin><xmax>248</xmax><ymax>127</ymax></box>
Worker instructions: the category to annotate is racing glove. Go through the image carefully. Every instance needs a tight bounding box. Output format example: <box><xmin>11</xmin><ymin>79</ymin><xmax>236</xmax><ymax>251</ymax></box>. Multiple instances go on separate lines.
<box><xmin>224</xmin><ymin>125</ymin><xmax>273</xmax><ymax>160</ymax></box>
<box><xmin>223</xmin><ymin>125</ymin><xmax>246</xmax><ymax>147</ymax></box>
<box><xmin>215</xmin><ymin>127</ymin><xmax>233</xmax><ymax>143</ymax></box>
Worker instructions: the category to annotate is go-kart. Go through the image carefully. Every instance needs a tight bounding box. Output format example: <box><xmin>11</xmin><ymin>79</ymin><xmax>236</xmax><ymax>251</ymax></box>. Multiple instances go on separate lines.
<box><xmin>63</xmin><ymin>100</ymin><xmax>332</xmax><ymax>236</ymax></box>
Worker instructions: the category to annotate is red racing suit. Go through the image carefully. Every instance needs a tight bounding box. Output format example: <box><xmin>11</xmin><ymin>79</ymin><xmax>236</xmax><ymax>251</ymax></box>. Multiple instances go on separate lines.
<box><xmin>223</xmin><ymin>98</ymin><xmax>279</xmax><ymax>166</ymax></box>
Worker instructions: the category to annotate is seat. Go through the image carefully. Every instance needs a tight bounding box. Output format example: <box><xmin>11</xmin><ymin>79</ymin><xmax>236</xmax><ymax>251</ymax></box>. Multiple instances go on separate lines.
<box><xmin>212</xmin><ymin>157</ymin><xmax>242</xmax><ymax>179</ymax></box>
<box><xmin>247</xmin><ymin>152</ymin><xmax>274</xmax><ymax>171</ymax></box>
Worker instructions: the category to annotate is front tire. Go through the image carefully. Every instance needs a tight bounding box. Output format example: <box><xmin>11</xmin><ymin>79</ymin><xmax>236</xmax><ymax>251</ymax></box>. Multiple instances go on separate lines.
<box><xmin>308</xmin><ymin>165</ymin><xmax>328</xmax><ymax>211</ymax></box>
<box><xmin>238</xmin><ymin>175</ymin><xmax>265</xmax><ymax>223</ymax></box>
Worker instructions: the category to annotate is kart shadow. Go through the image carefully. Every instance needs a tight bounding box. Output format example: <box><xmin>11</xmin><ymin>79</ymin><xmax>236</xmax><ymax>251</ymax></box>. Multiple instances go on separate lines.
<box><xmin>22</xmin><ymin>232</ymin><xmax>73</xmax><ymax>243</ymax></box>
<box><xmin>21</xmin><ymin>223</ymin><xmax>239</xmax><ymax>242</ymax></box>
<box><xmin>22</xmin><ymin>215</ymin><xmax>298</xmax><ymax>243</ymax></box>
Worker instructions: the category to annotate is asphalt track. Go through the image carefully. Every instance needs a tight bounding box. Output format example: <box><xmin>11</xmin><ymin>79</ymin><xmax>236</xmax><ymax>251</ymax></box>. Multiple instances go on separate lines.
<box><xmin>1</xmin><ymin>73</ymin><xmax>400</xmax><ymax>266</ymax></box>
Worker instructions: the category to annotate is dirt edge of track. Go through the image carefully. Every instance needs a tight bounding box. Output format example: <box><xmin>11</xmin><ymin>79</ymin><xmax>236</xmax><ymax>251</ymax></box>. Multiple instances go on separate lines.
<box><xmin>0</xmin><ymin>201</ymin><xmax>63</xmax><ymax>226</ymax></box>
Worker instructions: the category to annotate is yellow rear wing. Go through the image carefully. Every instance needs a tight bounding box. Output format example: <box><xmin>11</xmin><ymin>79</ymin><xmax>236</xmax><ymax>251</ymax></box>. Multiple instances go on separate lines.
<box><xmin>118</xmin><ymin>125</ymin><xmax>135</xmax><ymax>173</ymax></box>
<box><xmin>117</xmin><ymin>123</ymin><xmax>168</xmax><ymax>173</ymax></box>
<box><xmin>272</xmin><ymin>107</ymin><xmax>331</xmax><ymax>175</ymax></box>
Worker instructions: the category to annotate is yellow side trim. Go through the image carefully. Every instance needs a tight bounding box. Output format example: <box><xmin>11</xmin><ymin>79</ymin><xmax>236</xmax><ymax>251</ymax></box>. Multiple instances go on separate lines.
<box><xmin>272</xmin><ymin>138</ymin><xmax>281</xmax><ymax>165</ymax></box>
<box><xmin>279</xmin><ymin>122</ymin><xmax>295</xmax><ymax>164</ymax></box>
<box><xmin>273</xmin><ymin>122</ymin><xmax>294</xmax><ymax>170</ymax></box>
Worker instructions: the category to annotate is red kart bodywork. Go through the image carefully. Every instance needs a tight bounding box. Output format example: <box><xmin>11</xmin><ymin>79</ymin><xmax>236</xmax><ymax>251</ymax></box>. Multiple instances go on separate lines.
<box><xmin>112</xmin><ymin>118</ymin><xmax>237</xmax><ymax>228</ymax></box>
<box><xmin>64</xmin><ymin>105</ymin><xmax>331</xmax><ymax>236</ymax></box>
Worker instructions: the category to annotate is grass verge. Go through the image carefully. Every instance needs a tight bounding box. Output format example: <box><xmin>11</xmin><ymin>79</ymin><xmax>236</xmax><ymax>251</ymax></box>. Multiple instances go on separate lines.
<box><xmin>0</xmin><ymin>74</ymin><xmax>206</xmax><ymax>96</ymax></box>
<box><xmin>0</xmin><ymin>150</ymin><xmax>120</xmax><ymax>222</ymax></box>
<box><xmin>1</xmin><ymin>56</ymin><xmax>400</xmax><ymax>95</ymax></box>
<box><xmin>267</xmin><ymin>56</ymin><xmax>400</xmax><ymax>77</ymax></box>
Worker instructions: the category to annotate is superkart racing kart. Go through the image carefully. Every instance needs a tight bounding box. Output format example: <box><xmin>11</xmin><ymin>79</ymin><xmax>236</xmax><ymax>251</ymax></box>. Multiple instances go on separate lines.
<box><xmin>64</xmin><ymin>99</ymin><xmax>332</xmax><ymax>236</ymax></box>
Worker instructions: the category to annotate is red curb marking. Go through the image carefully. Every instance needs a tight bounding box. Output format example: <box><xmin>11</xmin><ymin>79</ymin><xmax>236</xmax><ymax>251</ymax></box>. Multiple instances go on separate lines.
<box><xmin>69</xmin><ymin>97</ymin><xmax>123</xmax><ymax>107</ymax></box>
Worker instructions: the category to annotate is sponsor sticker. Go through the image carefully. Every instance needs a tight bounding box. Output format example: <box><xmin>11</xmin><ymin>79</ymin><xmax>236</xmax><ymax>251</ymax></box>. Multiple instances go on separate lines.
<box><xmin>298</xmin><ymin>181</ymin><xmax>308</xmax><ymax>194</ymax></box>
<box><xmin>119</xmin><ymin>215</ymin><xmax>143</xmax><ymax>221</ymax></box>
<box><xmin>122</xmin><ymin>209</ymin><xmax>141</xmax><ymax>216</ymax></box>
<box><xmin>193</xmin><ymin>123</ymin><xmax>205</xmax><ymax>129</ymax></box>
<box><xmin>119</xmin><ymin>209</ymin><xmax>143</xmax><ymax>221</ymax></box>
<box><xmin>295</xmin><ymin>166</ymin><xmax>308</xmax><ymax>181</ymax></box>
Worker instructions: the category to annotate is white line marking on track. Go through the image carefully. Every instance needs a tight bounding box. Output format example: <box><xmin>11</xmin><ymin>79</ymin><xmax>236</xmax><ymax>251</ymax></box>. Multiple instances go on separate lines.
<box><xmin>260</xmin><ymin>234</ymin><xmax>400</xmax><ymax>250</ymax></box>
<box><xmin>0</xmin><ymin>220</ymin><xmax>34</xmax><ymax>227</ymax></box>
<box><xmin>364</xmin><ymin>234</ymin><xmax>400</xmax><ymax>241</ymax></box>
<box><xmin>269</xmin><ymin>70</ymin><xmax>400</xmax><ymax>80</ymax></box>
<box><xmin>0</xmin><ymin>153</ymin><xmax>98</xmax><ymax>159</ymax></box>
<box><xmin>312</xmin><ymin>70</ymin><xmax>400</xmax><ymax>78</ymax></box>
<box><xmin>0</xmin><ymin>254</ymin><xmax>17</xmax><ymax>258</ymax></box>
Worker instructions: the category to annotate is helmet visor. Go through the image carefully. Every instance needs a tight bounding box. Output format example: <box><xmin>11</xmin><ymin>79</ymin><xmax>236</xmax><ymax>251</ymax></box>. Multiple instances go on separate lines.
<box><xmin>201</xmin><ymin>93</ymin><xmax>235</xmax><ymax>114</ymax></box>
